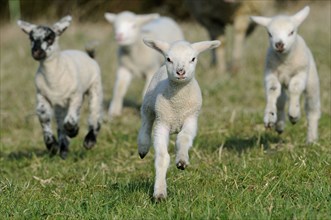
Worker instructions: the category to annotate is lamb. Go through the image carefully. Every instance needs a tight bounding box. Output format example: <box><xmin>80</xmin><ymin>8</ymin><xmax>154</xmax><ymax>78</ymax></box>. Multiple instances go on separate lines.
<box><xmin>138</xmin><ymin>38</ymin><xmax>220</xmax><ymax>200</ymax></box>
<box><xmin>250</xmin><ymin>6</ymin><xmax>320</xmax><ymax>144</ymax></box>
<box><xmin>17</xmin><ymin>16</ymin><xmax>103</xmax><ymax>159</ymax></box>
<box><xmin>104</xmin><ymin>11</ymin><xmax>184</xmax><ymax>119</ymax></box>
<box><xmin>187</xmin><ymin>0</ymin><xmax>273</xmax><ymax>73</ymax></box>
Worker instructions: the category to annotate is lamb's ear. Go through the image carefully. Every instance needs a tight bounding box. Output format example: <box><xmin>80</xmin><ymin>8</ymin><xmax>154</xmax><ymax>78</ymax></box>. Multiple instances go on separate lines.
<box><xmin>191</xmin><ymin>40</ymin><xmax>221</xmax><ymax>54</ymax></box>
<box><xmin>17</xmin><ymin>20</ymin><xmax>36</xmax><ymax>34</ymax></box>
<box><xmin>105</xmin><ymin>12</ymin><xmax>117</xmax><ymax>23</ymax></box>
<box><xmin>250</xmin><ymin>16</ymin><xmax>271</xmax><ymax>27</ymax></box>
<box><xmin>292</xmin><ymin>6</ymin><xmax>310</xmax><ymax>27</ymax></box>
<box><xmin>136</xmin><ymin>13</ymin><xmax>160</xmax><ymax>26</ymax></box>
<box><xmin>52</xmin><ymin>15</ymin><xmax>72</xmax><ymax>35</ymax></box>
<box><xmin>143</xmin><ymin>38</ymin><xmax>170</xmax><ymax>55</ymax></box>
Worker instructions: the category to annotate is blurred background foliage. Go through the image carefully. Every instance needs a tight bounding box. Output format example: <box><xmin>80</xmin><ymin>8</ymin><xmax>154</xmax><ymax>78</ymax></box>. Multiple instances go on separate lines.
<box><xmin>0</xmin><ymin>0</ymin><xmax>306</xmax><ymax>24</ymax></box>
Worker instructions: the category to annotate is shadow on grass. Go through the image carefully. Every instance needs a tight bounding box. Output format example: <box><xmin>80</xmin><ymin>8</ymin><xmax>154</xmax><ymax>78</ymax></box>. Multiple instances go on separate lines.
<box><xmin>109</xmin><ymin>179</ymin><xmax>154</xmax><ymax>201</ymax></box>
<box><xmin>3</xmin><ymin>148</ymin><xmax>49</xmax><ymax>160</ymax></box>
<box><xmin>198</xmin><ymin>132</ymin><xmax>283</xmax><ymax>155</ymax></box>
<box><xmin>3</xmin><ymin>146</ymin><xmax>89</xmax><ymax>161</ymax></box>
<box><xmin>223</xmin><ymin>133</ymin><xmax>282</xmax><ymax>155</ymax></box>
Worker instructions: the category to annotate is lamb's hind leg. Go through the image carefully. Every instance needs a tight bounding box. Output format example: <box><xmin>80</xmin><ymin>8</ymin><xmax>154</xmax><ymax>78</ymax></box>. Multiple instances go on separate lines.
<box><xmin>55</xmin><ymin>106</ymin><xmax>70</xmax><ymax>159</ymax></box>
<box><xmin>175</xmin><ymin>116</ymin><xmax>197</xmax><ymax>170</ymax></box>
<box><xmin>36</xmin><ymin>94</ymin><xmax>58</xmax><ymax>156</ymax></box>
<box><xmin>84</xmin><ymin>79</ymin><xmax>103</xmax><ymax>149</ymax></box>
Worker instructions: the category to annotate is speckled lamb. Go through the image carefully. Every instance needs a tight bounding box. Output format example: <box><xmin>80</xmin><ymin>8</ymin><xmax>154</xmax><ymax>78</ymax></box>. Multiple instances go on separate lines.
<box><xmin>17</xmin><ymin>16</ymin><xmax>103</xmax><ymax>159</ymax></box>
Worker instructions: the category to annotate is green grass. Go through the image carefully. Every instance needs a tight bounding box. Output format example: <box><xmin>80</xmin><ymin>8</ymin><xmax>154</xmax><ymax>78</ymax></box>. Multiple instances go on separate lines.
<box><xmin>1</xmin><ymin>2</ymin><xmax>331</xmax><ymax>219</ymax></box>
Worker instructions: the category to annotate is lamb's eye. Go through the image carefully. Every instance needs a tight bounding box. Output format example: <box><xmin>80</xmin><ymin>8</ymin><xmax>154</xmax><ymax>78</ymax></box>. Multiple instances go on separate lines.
<box><xmin>289</xmin><ymin>30</ymin><xmax>294</xmax><ymax>36</ymax></box>
<box><xmin>167</xmin><ymin>57</ymin><xmax>172</xmax><ymax>63</ymax></box>
<box><xmin>191</xmin><ymin>57</ymin><xmax>196</xmax><ymax>62</ymax></box>
<box><xmin>268</xmin><ymin>32</ymin><xmax>272</xmax><ymax>37</ymax></box>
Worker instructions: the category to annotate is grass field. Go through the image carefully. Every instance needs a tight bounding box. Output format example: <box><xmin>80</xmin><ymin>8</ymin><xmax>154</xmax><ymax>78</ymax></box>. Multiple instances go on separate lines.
<box><xmin>1</xmin><ymin>2</ymin><xmax>330</xmax><ymax>219</ymax></box>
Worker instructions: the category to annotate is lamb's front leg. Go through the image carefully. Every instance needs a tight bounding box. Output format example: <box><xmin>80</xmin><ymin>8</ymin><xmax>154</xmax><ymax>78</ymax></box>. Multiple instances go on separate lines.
<box><xmin>275</xmin><ymin>87</ymin><xmax>287</xmax><ymax>134</ymax></box>
<box><xmin>108</xmin><ymin>67</ymin><xmax>132</xmax><ymax>119</ymax></box>
<box><xmin>138</xmin><ymin>108</ymin><xmax>154</xmax><ymax>159</ymax></box>
<box><xmin>64</xmin><ymin>93</ymin><xmax>83</xmax><ymax>138</ymax></box>
<box><xmin>153</xmin><ymin>123</ymin><xmax>170</xmax><ymax>201</ymax></box>
<box><xmin>288</xmin><ymin>73</ymin><xmax>306</xmax><ymax>124</ymax></box>
<box><xmin>36</xmin><ymin>93</ymin><xmax>58</xmax><ymax>155</ymax></box>
<box><xmin>175</xmin><ymin>116</ymin><xmax>197</xmax><ymax>170</ymax></box>
<box><xmin>264</xmin><ymin>73</ymin><xmax>281</xmax><ymax>128</ymax></box>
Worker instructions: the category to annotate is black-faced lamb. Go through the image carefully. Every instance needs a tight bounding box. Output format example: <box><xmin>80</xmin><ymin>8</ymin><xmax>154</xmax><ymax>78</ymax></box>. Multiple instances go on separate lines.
<box><xmin>17</xmin><ymin>16</ymin><xmax>103</xmax><ymax>159</ymax></box>
<box><xmin>250</xmin><ymin>6</ymin><xmax>320</xmax><ymax>144</ymax></box>
<box><xmin>104</xmin><ymin>11</ymin><xmax>184</xmax><ymax>119</ymax></box>
<box><xmin>138</xmin><ymin>38</ymin><xmax>220</xmax><ymax>200</ymax></box>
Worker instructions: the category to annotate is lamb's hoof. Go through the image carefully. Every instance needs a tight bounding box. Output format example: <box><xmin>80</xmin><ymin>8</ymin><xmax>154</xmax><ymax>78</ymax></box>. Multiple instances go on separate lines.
<box><xmin>64</xmin><ymin>122</ymin><xmax>79</xmax><ymax>138</ymax></box>
<box><xmin>138</xmin><ymin>151</ymin><xmax>147</xmax><ymax>159</ymax></box>
<box><xmin>60</xmin><ymin>150</ymin><xmax>68</xmax><ymax>160</ymax></box>
<box><xmin>83</xmin><ymin>130</ymin><xmax>96</xmax><ymax>150</ymax></box>
<box><xmin>276</xmin><ymin>129</ymin><xmax>283</xmax><ymax>134</ymax></box>
<box><xmin>289</xmin><ymin>115</ymin><xmax>299</xmax><ymax>124</ymax></box>
<box><xmin>45</xmin><ymin>135</ymin><xmax>58</xmax><ymax>156</ymax></box>
<box><xmin>154</xmin><ymin>193</ymin><xmax>166</xmax><ymax>202</ymax></box>
<box><xmin>176</xmin><ymin>160</ymin><xmax>187</xmax><ymax>170</ymax></box>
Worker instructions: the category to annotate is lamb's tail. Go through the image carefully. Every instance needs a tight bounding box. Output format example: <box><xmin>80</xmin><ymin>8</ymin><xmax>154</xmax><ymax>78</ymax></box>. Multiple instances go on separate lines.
<box><xmin>85</xmin><ymin>40</ymin><xmax>99</xmax><ymax>59</ymax></box>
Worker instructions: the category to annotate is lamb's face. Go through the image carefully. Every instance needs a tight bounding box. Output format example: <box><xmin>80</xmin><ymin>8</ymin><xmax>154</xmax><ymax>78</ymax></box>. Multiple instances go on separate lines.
<box><xmin>165</xmin><ymin>42</ymin><xmax>198</xmax><ymax>83</ymax></box>
<box><xmin>28</xmin><ymin>26</ymin><xmax>57</xmax><ymax>60</ymax></box>
<box><xmin>113</xmin><ymin>13</ymin><xmax>140</xmax><ymax>46</ymax></box>
<box><xmin>267</xmin><ymin>17</ymin><xmax>297</xmax><ymax>54</ymax></box>
<box><xmin>251</xmin><ymin>6</ymin><xmax>310</xmax><ymax>55</ymax></box>
<box><xmin>18</xmin><ymin>16</ymin><xmax>71</xmax><ymax>61</ymax></box>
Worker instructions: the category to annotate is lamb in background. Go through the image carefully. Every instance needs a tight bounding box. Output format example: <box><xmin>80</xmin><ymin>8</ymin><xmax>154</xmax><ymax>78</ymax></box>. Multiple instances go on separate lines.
<box><xmin>138</xmin><ymin>38</ymin><xmax>220</xmax><ymax>200</ymax></box>
<box><xmin>187</xmin><ymin>0</ymin><xmax>273</xmax><ymax>73</ymax></box>
<box><xmin>104</xmin><ymin>11</ymin><xmax>184</xmax><ymax>119</ymax></box>
<box><xmin>251</xmin><ymin>6</ymin><xmax>320</xmax><ymax>144</ymax></box>
<box><xmin>17</xmin><ymin>16</ymin><xmax>103</xmax><ymax>159</ymax></box>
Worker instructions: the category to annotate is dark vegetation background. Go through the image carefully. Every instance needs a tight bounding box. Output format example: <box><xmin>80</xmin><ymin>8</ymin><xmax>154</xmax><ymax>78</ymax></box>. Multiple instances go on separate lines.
<box><xmin>0</xmin><ymin>0</ymin><xmax>303</xmax><ymax>24</ymax></box>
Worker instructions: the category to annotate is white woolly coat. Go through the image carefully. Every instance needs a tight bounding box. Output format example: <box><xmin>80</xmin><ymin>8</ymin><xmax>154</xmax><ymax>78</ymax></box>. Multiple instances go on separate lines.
<box><xmin>35</xmin><ymin>49</ymin><xmax>102</xmax><ymax>108</ymax></box>
<box><xmin>142</xmin><ymin>65</ymin><xmax>202</xmax><ymax>134</ymax></box>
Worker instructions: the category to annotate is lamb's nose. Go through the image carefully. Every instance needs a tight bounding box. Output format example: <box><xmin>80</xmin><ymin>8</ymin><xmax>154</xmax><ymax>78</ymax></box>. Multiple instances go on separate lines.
<box><xmin>176</xmin><ymin>69</ymin><xmax>185</xmax><ymax>76</ymax></box>
<box><xmin>115</xmin><ymin>33</ymin><xmax>123</xmax><ymax>41</ymax></box>
<box><xmin>275</xmin><ymin>41</ymin><xmax>284</xmax><ymax>49</ymax></box>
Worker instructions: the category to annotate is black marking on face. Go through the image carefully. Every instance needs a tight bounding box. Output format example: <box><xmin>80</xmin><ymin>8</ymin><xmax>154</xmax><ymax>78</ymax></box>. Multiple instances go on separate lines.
<box><xmin>29</xmin><ymin>26</ymin><xmax>56</xmax><ymax>60</ymax></box>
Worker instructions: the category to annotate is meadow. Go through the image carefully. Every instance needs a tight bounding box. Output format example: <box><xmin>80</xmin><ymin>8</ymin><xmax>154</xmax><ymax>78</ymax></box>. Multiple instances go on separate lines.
<box><xmin>0</xmin><ymin>2</ymin><xmax>330</xmax><ymax>219</ymax></box>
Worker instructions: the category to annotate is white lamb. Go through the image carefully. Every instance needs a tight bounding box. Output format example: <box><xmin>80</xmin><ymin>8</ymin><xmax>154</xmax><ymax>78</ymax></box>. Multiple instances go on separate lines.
<box><xmin>138</xmin><ymin>38</ymin><xmax>220</xmax><ymax>200</ymax></box>
<box><xmin>104</xmin><ymin>11</ymin><xmax>184</xmax><ymax>119</ymax></box>
<box><xmin>17</xmin><ymin>16</ymin><xmax>103</xmax><ymax>159</ymax></box>
<box><xmin>250</xmin><ymin>6</ymin><xmax>320</xmax><ymax>143</ymax></box>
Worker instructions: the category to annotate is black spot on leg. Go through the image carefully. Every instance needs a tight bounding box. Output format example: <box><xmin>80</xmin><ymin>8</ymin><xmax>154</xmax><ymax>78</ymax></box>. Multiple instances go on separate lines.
<box><xmin>64</xmin><ymin>121</ymin><xmax>79</xmax><ymax>138</ymax></box>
